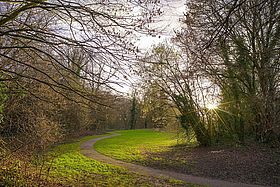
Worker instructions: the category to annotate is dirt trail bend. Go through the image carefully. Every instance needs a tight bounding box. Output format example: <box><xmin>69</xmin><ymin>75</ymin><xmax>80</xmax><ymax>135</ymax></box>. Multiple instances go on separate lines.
<box><xmin>80</xmin><ymin>133</ymin><xmax>265</xmax><ymax>187</ymax></box>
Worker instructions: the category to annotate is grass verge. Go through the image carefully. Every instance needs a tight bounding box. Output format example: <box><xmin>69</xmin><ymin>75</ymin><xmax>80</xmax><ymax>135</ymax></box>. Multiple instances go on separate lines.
<box><xmin>38</xmin><ymin>133</ymin><xmax>189</xmax><ymax>186</ymax></box>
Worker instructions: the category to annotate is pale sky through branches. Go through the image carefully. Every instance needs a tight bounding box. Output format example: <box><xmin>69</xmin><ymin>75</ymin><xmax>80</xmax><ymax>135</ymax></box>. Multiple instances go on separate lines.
<box><xmin>112</xmin><ymin>0</ymin><xmax>186</xmax><ymax>94</ymax></box>
<box><xmin>135</xmin><ymin>0</ymin><xmax>185</xmax><ymax>50</ymax></box>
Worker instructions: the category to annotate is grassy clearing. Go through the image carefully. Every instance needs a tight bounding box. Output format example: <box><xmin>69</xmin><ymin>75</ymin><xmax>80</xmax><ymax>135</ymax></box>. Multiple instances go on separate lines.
<box><xmin>94</xmin><ymin>129</ymin><xmax>178</xmax><ymax>163</ymax></box>
<box><xmin>38</xmin><ymin>133</ymin><xmax>188</xmax><ymax>186</ymax></box>
<box><xmin>94</xmin><ymin>129</ymin><xmax>199</xmax><ymax>174</ymax></box>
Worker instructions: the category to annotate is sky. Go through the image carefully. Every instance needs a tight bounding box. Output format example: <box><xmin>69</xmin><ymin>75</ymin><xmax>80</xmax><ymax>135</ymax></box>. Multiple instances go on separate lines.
<box><xmin>112</xmin><ymin>0</ymin><xmax>187</xmax><ymax>94</ymax></box>
<box><xmin>135</xmin><ymin>0</ymin><xmax>186</xmax><ymax>51</ymax></box>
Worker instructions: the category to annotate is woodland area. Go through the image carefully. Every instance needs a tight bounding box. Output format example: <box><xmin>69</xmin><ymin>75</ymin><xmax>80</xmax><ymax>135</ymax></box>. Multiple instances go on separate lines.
<box><xmin>0</xmin><ymin>0</ymin><xmax>280</xmax><ymax>186</ymax></box>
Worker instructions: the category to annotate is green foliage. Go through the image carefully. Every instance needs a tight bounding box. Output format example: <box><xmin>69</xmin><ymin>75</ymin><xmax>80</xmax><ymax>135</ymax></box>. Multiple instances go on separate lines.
<box><xmin>94</xmin><ymin>129</ymin><xmax>178</xmax><ymax>163</ymax></box>
<box><xmin>217</xmin><ymin>38</ymin><xmax>258</xmax><ymax>143</ymax></box>
<box><xmin>174</xmin><ymin>94</ymin><xmax>211</xmax><ymax>146</ymax></box>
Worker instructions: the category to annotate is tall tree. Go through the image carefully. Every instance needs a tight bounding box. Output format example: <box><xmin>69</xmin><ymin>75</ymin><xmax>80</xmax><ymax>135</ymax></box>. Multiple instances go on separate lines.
<box><xmin>129</xmin><ymin>92</ymin><xmax>137</xmax><ymax>130</ymax></box>
<box><xmin>141</xmin><ymin>82</ymin><xmax>177</xmax><ymax>129</ymax></box>
<box><xmin>139</xmin><ymin>44</ymin><xmax>217</xmax><ymax>146</ymax></box>
<box><xmin>176</xmin><ymin>0</ymin><xmax>280</xmax><ymax>143</ymax></box>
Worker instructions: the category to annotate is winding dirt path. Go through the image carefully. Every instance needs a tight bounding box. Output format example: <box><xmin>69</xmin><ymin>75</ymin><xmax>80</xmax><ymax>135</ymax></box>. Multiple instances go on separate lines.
<box><xmin>80</xmin><ymin>133</ymin><xmax>265</xmax><ymax>187</ymax></box>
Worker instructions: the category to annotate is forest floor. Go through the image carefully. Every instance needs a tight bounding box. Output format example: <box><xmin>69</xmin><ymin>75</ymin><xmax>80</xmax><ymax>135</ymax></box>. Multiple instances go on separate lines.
<box><xmin>93</xmin><ymin>130</ymin><xmax>280</xmax><ymax>187</ymax></box>
<box><xmin>142</xmin><ymin>141</ymin><xmax>280</xmax><ymax>187</ymax></box>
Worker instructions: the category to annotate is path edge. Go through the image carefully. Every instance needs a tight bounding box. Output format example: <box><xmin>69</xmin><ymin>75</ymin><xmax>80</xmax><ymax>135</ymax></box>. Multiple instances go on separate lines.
<box><xmin>80</xmin><ymin>133</ymin><xmax>266</xmax><ymax>187</ymax></box>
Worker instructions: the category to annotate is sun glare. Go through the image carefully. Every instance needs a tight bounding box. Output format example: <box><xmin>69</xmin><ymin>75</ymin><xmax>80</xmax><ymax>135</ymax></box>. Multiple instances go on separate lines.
<box><xmin>206</xmin><ymin>103</ymin><xmax>219</xmax><ymax>110</ymax></box>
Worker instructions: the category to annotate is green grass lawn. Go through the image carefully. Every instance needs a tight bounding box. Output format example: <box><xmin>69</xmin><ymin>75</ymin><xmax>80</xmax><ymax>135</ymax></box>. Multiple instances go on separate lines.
<box><xmin>38</xmin><ymin>133</ymin><xmax>187</xmax><ymax>186</ymax></box>
<box><xmin>94</xmin><ymin>129</ymin><xmax>178</xmax><ymax>163</ymax></box>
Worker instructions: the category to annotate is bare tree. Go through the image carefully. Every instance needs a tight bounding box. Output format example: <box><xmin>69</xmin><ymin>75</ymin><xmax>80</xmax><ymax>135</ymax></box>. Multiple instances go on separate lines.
<box><xmin>138</xmin><ymin>44</ymin><xmax>220</xmax><ymax>146</ymax></box>
<box><xmin>0</xmin><ymin>0</ymin><xmax>163</xmax><ymax>165</ymax></box>
<box><xmin>0</xmin><ymin>0</ymin><xmax>162</xmax><ymax>103</ymax></box>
